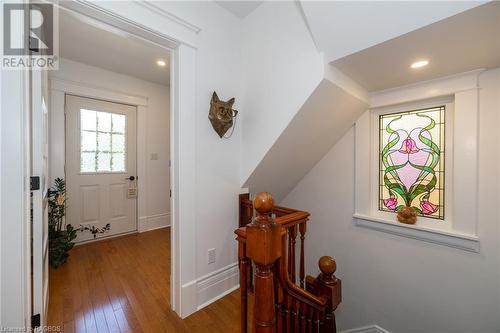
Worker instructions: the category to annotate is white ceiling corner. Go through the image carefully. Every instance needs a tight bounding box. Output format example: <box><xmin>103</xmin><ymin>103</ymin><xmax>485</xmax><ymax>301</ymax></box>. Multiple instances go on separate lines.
<box><xmin>300</xmin><ymin>0</ymin><xmax>488</xmax><ymax>62</ymax></box>
<box><xmin>215</xmin><ymin>1</ymin><xmax>263</xmax><ymax>19</ymax></box>
<box><xmin>332</xmin><ymin>2</ymin><xmax>500</xmax><ymax>92</ymax></box>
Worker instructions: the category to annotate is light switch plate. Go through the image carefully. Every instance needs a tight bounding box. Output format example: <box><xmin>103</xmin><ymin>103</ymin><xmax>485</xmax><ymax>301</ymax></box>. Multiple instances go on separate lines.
<box><xmin>208</xmin><ymin>248</ymin><xmax>216</xmax><ymax>264</ymax></box>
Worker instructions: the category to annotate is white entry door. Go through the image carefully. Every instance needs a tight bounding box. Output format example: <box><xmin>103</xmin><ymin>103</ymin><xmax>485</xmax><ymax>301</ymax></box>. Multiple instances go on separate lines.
<box><xmin>65</xmin><ymin>95</ymin><xmax>137</xmax><ymax>242</ymax></box>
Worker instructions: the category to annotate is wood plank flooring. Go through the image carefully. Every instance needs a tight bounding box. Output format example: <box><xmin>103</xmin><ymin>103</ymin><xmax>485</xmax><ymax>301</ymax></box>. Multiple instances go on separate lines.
<box><xmin>48</xmin><ymin>228</ymin><xmax>245</xmax><ymax>332</ymax></box>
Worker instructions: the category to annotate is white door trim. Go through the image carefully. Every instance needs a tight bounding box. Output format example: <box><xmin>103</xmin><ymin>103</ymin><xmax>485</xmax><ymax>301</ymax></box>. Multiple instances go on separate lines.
<box><xmin>51</xmin><ymin>78</ymin><xmax>148</xmax><ymax>106</ymax></box>
<box><xmin>0</xmin><ymin>68</ymin><xmax>32</xmax><ymax>330</ymax></box>
<box><xmin>53</xmin><ymin>1</ymin><xmax>199</xmax><ymax>318</ymax></box>
<box><xmin>0</xmin><ymin>4</ymin><xmax>32</xmax><ymax>328</ymax></box>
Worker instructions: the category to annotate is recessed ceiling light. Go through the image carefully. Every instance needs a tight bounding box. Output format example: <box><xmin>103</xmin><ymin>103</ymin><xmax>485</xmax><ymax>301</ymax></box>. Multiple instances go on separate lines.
<box><xmin>410</xmin><ymin>60</ymin><xmax>429</xmax><ymax>69</ymax></box>
<box><xmin>157</xmin><ymin>60</ymin><xmax>166</xmax><ymax>67</ymax></box>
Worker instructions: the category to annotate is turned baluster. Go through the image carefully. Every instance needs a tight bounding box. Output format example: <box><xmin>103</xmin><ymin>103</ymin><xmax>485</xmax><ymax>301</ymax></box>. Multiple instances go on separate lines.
<box><xmin>285</xmin><ymin>293</ymin><xmax>292</xmax><ymax>333</ymax></box>
<box><xmin>314</xmin><ymin>256</ymin><xmax>342</xmax><ymax>333</ymax></box>
<box><xmin>274</xmin><ymin>265</ymin><xmax>284</xmax><ymax>333</ymax></box>
<box><xmin>239</xmin><ymin>193</ymin><xmax>253</xmax><ymax>227</ymax></box>
<box><xmin>312</xmin><ymin>309</ymin><xmax>320</xmax><ymax>333</ymax></box>
<box><xmin>299</xmin><ymin>222</ymin><xmax>306</xmax><ymax>288</ymax></box>
<box><xmin>239</xmin><ymin>193</ymin><xmax>254</xmax><ymax>291</ymax></box>
<box><xmin>238</xmin><ymin>238</ymin><xmax>249</xmax><ymax>333</ymax></box>
<box><xmin>288</xmin><ymin>226</ymin><xmax>297</xmax><ymax>283</ymax></box>
<box><xmin>293</xmin><ymin>298</ymin><xmax>300</xmax><ymax>333</ymax></box>
<box><xmin>300</xmin><ymin>302</ymin><xmax>307</xmax><ymax>333</ymax></box>
<box><xmin>246</xmin><ymin>192</ymin><xmax>282</xmax><ymax>333</ymax></box>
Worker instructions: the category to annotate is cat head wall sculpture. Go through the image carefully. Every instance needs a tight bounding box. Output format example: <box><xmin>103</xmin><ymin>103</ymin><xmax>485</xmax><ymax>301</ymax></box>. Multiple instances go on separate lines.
<box><xmin>208</xmin><ymin>91</ymin><xmax>238</xmax><ymax>138</ymax></box>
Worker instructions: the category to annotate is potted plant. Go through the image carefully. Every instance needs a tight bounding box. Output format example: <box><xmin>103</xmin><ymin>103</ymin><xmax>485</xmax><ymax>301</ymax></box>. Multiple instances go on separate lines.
<box><xmin>48</xmin><ymin>178</ymin><xmax>78</xmax><ymax>268</ymax></box>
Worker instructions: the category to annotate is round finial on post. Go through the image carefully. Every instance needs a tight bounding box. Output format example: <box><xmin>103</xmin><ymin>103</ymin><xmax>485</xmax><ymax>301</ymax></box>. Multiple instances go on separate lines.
<box><xmin>253</xmin><ymin>192</ymin><xmax>274</xmax><ymax>217</ymax></box>
<box><xmin>319</xmin><ymin>256</ymin><xmax>337</xmax><ymax>281</ymax></box>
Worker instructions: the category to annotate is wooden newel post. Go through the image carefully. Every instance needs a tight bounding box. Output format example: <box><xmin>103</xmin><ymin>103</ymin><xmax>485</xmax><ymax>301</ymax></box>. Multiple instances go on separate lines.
<box><xmin>314</xmin><ymin>256</ymin><xmax>342</xmax><ymax>333</ymax></box>
<box><xmin>246</xmin><ymin>192</ymin><xmax>282</xmax><ymax>333</ymax></box>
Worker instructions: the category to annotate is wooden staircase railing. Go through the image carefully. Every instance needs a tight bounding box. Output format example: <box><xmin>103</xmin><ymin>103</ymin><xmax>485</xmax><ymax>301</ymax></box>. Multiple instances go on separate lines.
<box><xmin>235</xmin><ymin>192</ymin><xmax>342</xmax><ymax>333</ymax></box>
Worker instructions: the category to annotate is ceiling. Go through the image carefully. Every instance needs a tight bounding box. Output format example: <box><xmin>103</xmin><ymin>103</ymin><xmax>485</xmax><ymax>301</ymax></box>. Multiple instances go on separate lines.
<box><xmin>332</xmin><ymin>2</ymin><xmax>500</xmax><ymax>92</ymax></box>
<box><xmin>59</xmin><ymin>10</ymin><xmax>170</xmax><ymax>86</ymax></box>
<box><xmin>300</xmin><ymin>1</ymin><xmax>485</xmax><ymax>62</ymax></box>
<box><xmin>215</xmin><ymin>1</ymin><xmax>263</xmax><ymax>18</ymax></box>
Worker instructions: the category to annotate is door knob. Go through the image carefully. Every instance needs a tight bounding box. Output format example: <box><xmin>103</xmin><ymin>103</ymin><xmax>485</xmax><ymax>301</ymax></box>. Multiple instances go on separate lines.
<box><xmin>126</xmin><ymin>176</ymin><xmax>135</xmax><ymax>181</ymax></box>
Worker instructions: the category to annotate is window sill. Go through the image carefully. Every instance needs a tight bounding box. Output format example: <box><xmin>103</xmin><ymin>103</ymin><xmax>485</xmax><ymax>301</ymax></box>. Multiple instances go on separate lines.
<box><xmin>353</xmin><ymin>213</ymin><xmax>480</xmax><ymax>253</ymax></box>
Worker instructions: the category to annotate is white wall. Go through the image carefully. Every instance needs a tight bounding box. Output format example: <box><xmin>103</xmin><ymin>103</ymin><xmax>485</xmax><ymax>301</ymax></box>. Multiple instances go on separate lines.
<box><xmin>300</xmin><ymin>1</ymin><xmax>487</xmax><ymax>62</ymax></box>
<box><xmin>151</xmin><ymin>0</ymin><xmax>244</xmax><ymax>278</ymax></box>
<box><xmin>245</xmin><ymin>79</ymin><xmax>367</xmax><ymax>201</ymax></box>
<box><xmin>240</xmin><ymin>1</ymin><xmax>324</xmax><ymax>187</ymax></box>
<box><xmin>90</xmin><ymin>1</ymin><xmax>245</xmax><ymax>312</ymax></box>
<box><xmin>175</xmin><ymin>3</ymin><xmax>243</xmax><ymax>282</ymax></box>
<box><xmin>49</xmin><ymin>58</ymin><xmax>171</xmax><ymax>231</ymax></box>
<box><xmin>282</xmin><ymin>68</ymin><xmax>500</xmax><ymax>332</ymax></box>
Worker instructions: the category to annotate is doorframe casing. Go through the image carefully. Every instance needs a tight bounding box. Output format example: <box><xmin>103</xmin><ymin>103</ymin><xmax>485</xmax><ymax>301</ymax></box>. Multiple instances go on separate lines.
<box><xmin>2</xmin><ymin>1</ymin><xmax>201</xmax><ymax>326</ymax></box>
<box><xmin>0</xmin><ymin>3</ymin><xmax>32</xmax><ymax>328</ymax></box>
<box><xmin>54</xmin><ymin>0</ymin><xmax>200</xmax><ymax>318</ymax></box>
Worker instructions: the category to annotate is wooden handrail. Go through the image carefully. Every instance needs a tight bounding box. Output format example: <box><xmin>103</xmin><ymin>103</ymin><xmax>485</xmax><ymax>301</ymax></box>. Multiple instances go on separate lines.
<box><xmin>236</xmin><ymin>192</ymin><xmax>341</xmax><ymax>333</ymax></box>
<box><xmin>278</xmin><ymin>229</ymin><xmax>327</xmax><ymax>309</ymax></box>
<box><xmin>275</xmin><ymin>211</ymin><xmax>309</xmax><ymax>225</ymax></box>
<box><xmin>240</xmin><ymin>196</ymin><xmax>301</xmax><ymax>217</ymax></box>
<box><xmin>237</xmin><ymin>210</ymin><xmax>309</xmax><ymax>234</ymax></box>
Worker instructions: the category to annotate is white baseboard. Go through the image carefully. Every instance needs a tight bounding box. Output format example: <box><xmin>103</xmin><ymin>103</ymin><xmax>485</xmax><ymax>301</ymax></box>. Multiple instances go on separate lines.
<box><xmin>179</xmin><ymin>262</ymin><xmax>239</xmax><ymax>318</ymax></box>
<box><xmin>197</xmin><ymin>262</ymin><xmax>240</xmax><ymax>310</ymax></box>
<box><xmin>180</xmin><ymin>280</ymin><xmax>198</xmax><ymax>318</ymax></box>
<box><xmin>138</xmin><ymin>212</ymin><xmax>170</xmax><ymax>232</ymax></box>
<box><xmin>341</xmin><ymin>325</ymin><xmax>391</xmax><ymax>333</ymax></box>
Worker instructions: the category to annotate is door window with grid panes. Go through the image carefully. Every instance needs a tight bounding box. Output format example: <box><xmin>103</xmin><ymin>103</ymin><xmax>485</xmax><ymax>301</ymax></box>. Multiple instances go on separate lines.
<box><xmin>80</xmin><ymin>109</ymin><xmax>127</xmax><ymax>173</ymax></box>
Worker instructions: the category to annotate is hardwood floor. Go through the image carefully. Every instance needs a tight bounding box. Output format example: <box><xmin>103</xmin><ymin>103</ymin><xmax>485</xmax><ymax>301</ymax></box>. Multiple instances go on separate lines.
<box><xmin>48</xmin><ymin>228</ymin><xmax>243</xmax><ymax>332</ymax></box>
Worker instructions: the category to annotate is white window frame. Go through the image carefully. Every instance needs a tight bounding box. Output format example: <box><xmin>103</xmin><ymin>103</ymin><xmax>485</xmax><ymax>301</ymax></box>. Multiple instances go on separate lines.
<box><xmin>354</xmin><ymin>70</ymin><xmax>482</xmax><ymax>252</ymax></box>
<box><xmin>371</xmin><ymin>99</ymin><xmax>453</xmax><ymax>230</ymax></box>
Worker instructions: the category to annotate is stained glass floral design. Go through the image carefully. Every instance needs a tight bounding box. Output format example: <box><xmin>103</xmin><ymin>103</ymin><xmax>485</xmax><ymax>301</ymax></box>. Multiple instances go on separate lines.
<box><xmin>379</xmin><ymin>106</ymin><xmax>445</xmax><ymax>220</ymax></box>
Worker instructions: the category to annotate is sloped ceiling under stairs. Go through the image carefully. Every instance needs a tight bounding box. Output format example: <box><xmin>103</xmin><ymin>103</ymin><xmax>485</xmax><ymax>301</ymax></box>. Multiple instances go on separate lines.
<box><xmin>244</xmin><ymin>78</ymin><xmax>368</xmax><ymax>201</ymax></box>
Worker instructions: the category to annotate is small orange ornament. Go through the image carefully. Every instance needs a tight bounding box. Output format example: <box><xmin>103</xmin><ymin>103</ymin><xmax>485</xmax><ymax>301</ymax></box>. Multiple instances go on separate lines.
<box><xmin>397</xmin><ymin>206</ymin><xmax>417</xmax><ymax>224</ymax></box>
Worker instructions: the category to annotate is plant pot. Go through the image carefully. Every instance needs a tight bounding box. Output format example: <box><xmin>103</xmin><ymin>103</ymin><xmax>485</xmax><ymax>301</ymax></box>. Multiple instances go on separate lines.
<box><xmin>48</xmin><ymin>227</ymin><xmax>77</xmax><ymax>268</ymax></box>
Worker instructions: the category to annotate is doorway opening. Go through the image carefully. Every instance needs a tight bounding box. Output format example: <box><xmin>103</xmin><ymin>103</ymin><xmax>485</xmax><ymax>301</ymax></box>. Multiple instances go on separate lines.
<box><xmin>42</xmin><ymin>6</ymin><xmax>174</xmax><ymax>329</ymax></box>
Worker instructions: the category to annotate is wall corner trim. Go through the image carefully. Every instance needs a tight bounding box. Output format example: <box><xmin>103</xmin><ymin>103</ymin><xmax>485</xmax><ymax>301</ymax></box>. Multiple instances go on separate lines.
<box><xmin>354</xmin><ymin>214</ymin><xmax>480</xmax><ymax>253</ymax></box>
<box><xmin>340</xmin><ymin>324</ymin><xmax>391</xmax><ymax>333</ymax></box>
<box><xmin>134</xmin><ymin>1</ymin><xmax>201</xmax><ymax>34</ymax></box>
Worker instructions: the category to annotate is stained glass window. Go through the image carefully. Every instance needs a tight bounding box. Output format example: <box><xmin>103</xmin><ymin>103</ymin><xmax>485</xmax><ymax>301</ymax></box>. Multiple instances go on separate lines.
<box><xmin>379</xmin><ymin>106</ymin><xmax>445</xmax><ymax>220</ymax></box>
<box><xmin>80</xmin><ymin>109</ymin><xmax>127</xmax><ymax>173</ymax></box>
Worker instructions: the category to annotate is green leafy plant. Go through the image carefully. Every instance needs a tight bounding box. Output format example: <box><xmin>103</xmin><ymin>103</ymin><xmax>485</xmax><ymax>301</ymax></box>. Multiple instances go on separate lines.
<box><xmin>48</xmin><ymin>178</ymin><xmax>78</xmax><ymax>268</ymax></box>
